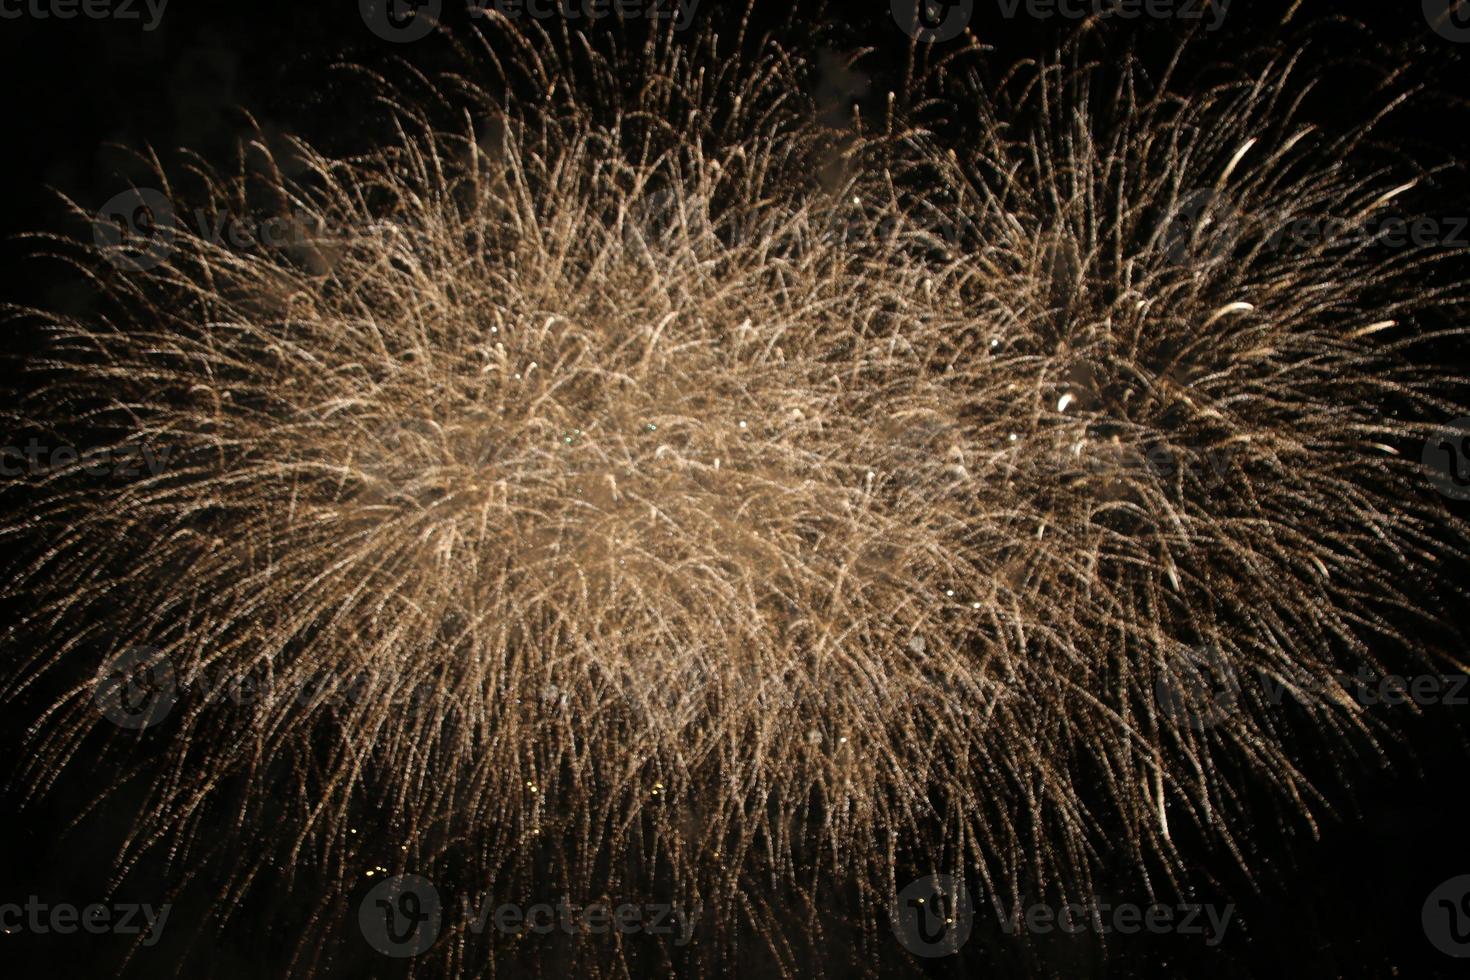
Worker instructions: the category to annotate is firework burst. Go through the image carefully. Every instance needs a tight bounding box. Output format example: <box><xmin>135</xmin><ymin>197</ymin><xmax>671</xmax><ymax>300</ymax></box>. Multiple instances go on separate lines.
<box><xmin>3</xmin><ymin>7</ymin><xmax>1467</xmax><ymax>977</ymax></box>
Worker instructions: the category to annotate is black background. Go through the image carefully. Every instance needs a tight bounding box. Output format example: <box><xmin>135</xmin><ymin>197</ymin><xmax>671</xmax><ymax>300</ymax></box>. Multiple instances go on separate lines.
<box><xmin>1</xmin><ymin>1</ymin><xmax>1469</xmax><ymax>977</ymax></box>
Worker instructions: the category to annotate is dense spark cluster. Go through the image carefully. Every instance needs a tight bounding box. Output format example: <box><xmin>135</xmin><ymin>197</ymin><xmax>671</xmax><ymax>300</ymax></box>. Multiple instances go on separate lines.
<box><xmin>3</xmin><ymin>9</ymin><xmax>1467</xmax><ymax>977</ymax></box>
